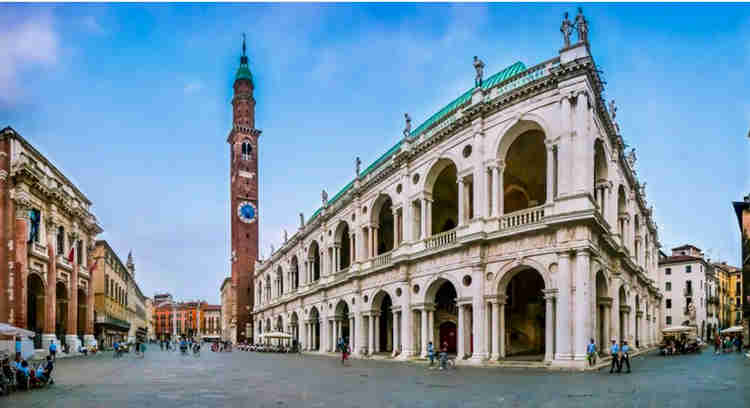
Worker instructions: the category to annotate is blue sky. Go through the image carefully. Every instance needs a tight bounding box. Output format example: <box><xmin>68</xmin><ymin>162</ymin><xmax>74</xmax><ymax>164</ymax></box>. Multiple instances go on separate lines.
<box><xmin>1</xmin><ymin>4</ymin><xmax>748</xmax><ymax>304</ymax></box>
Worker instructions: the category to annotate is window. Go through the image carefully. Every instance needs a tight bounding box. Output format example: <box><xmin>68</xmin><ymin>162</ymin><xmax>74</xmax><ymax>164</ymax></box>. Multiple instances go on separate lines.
<box><xmin>241</xmin><ymin>140</ymin><xmax>252</xmax><ymax>160</ymax></box>
<box><xmin>686</xmin><ymin>265</ymin><xmax>692</xmax><ymax>273</ymax></box>
<box><xmin>666</xmin><ymin>299</ymin><xmax>672</xmax><ymax>309</ymax></box>
<box><xmin>666</xmin><ymin>316</ymin><xmax>672</xmax><ymax>325</ymax></box>
<box><xmin>57</xmin><ymin>226</ymin><xmax>65</xmax><ymax>255</ymax></box>
<box><xmin>77</xmin><ymin>240</ymin><xmax>83</xmax><ymax>265</ymax></box>
<box><xmin>737</xmin><ymin>297</ymin><xmax>741</xmax><ymax>307</ymax></box>
<box><xmin>665</xmin><ymin>268</ymin><xmax>671</xmax><ymax>275</ymax></box>
<box><xmin>737</xmin><ymin>282</ymin><xmax>741</xmax><ymax>294</ymax></box>
<box><xmin>105</xmin><ymin>275</ymin><xmax>109</xmax><ymax>296</ymax></box>
<box><xmin>28</xmin><ymin>209</ymin><xmax>41</xmax><ymax>243</ymax></box>
<box><xmin>665</xmin><ymin>282</ymin><xmax>671</xmax><ymax>291</ymax></box>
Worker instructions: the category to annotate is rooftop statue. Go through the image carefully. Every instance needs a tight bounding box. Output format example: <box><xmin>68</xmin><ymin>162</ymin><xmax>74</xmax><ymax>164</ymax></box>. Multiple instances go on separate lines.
<box><xmin>270</xmin><ymin>244</ymin><xmax>275</xmax><ymax>254</ymax></box>
<box><xmin>403</xmin><ymin>113</ymin><xmax>412</xmax><ymax>139</ymax></box>
<box><xmin>322</xmin><ymin>189</ymin><xmax>328</xmax><ymax>206</ymax></box>
<box><xmin>575</xmin><ymin>7</ymin><xmax>589</xmax><ymax>44</ymax></box>
<box><xmin>356</xmin><ymin>156</ymin><xmax>362</xmax><ymax>177</ymax></box>
<box><xmin>608</xmin><ymin>99</ymin><xmax>617</xmax><ymax>121</ymax></box>
<box><xmin>626</xmin><ymin>148</ymin><xmax>637</xmax><ymax>169</ymax></box>
<box><xmin>560</xmin><ymin>12</ymin><xmax>573</xmax><ymax>48</ymax></box>
<box><xmin>640</xmin><ymin>182</ymin><xmax>647</xmax><ymax>200</ymax></box>
<box><xmin>283</xmin><ymin>229</ymin><xmax>288</xmax><ymax>243</ymax></box>
<box><xmin>473</xmin><ymin>56</ymin><xmax>485</xmax><ymax>87</ymax></box>
<box><xmin>299</xmin><ymin>212</ymin><xmax>305</xmax><ymax>228</ymax></box>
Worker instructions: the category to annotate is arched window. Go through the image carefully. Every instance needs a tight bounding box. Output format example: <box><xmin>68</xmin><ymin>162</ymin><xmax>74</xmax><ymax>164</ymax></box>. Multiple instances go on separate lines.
<box><xmin>241</xmin><ymin>140</ymin><xmax>252</xmax><ymax>161</ymax></box>
<box><xmin>57</xmin><ymin>226</ymin><xmax>65</xmax><ymax>255</ymax></box>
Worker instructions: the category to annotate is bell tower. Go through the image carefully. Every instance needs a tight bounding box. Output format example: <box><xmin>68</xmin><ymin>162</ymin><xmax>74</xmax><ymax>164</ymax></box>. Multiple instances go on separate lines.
<box><xmin>228</xmin><ymin>34</ymin><xmax>259</xmax><ymax>343</ymax></box>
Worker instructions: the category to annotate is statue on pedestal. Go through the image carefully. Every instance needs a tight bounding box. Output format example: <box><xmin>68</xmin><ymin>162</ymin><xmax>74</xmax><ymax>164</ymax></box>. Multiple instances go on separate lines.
<box><xmin>321</xmin><ymin>189</ymin><xmax>328</xmax><ymax>207</ymax></box>
<box><xmin>609</xmin><ymin>99</ymin><xmax>617</xmax><ymax>121</ymax></box>
<box><xmin>626</xmin><ymin>148</ymin><xmax>637</xmax><ymax>169</ymax></box>
<box><xmin>299</xmin><ymin>212</ymin><xmax>305</xmax><ymax>228</ymax></box>
<box><xmin>575</xmin><ymin>7</ymin><xmax>589</xmax><ymax>44</ymax></box>
<box><xmin>560</xmin><ymin>12</ymin><xmax>573</xmax><ymax>48</ymax></box>
<box><xmin>473</xmin><ymin>56</ymin><xmax>485</xmax><ymax>87</ymax></box>
<box><xmin>283</xmin><ymin>229</ymin><xmax>288</xmax><ymax>243</ymax></box>
<box><xmin>403</xmin><ymin>113</ymin><xmax>411</xmax><ymax>139</ymax></box>
<box><xmin>355</xmin><ymin>156</ymin><xmax>362</xmax><ymax>178</ymax></box>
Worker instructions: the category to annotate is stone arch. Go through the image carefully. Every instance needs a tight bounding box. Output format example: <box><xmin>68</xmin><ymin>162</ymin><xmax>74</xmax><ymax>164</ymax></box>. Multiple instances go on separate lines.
<box><xmin>423</xmin><ymin>274</ymin><xmax>462</xmax><ymax>304</ymax></box>
<box><xmin>618</xmin><ymin>284</ymin><xmax>629</xmax><ymax>344</ymax></box>
<box><xmin>290</xmin><ymin>255</ymin><xmax>300</xmax><ymax>290</ymax></box>
<box><xmin>334</xmin><ymin>299</ymin><xmax>351</xmax><ymax>343</ymax></box>
<box><xmin>26</xmin><ymin>273</ymin><xmax>46</xmax><ymax>334</ymax></box>
<box><xmin>595</xmin><ymin>268</ymin><xmax>611</xmax><ymax>352</ymax></box>
<box><xmin>276</xmin><ymin>315</ymin><xmax>284</xmax><ymax>332</ymax></box>
<box><xmin>309</xmin><ymin>305</ymin><xmax>321</xmax><ymax>351</ymax></box>
<box><xmin>55</xmin><ymin>281</ymin><xmax>68</xmax><ymax>340</ymax></box>
<box><xmin>423</xmin><ymin>158</ymin><xmax>460</xmax><ymax>234</ymax></box>
<box><xmin>291</xmin><ymin>311</ymin><xmax>300</xmax><ymax>341</ymax></box>
<box><xmin>308</xmin><ymin>240</ymin><xmax>321</xmax><ymax>281</ymax></box>
<box><xmin>491</xmin><ymin>113</ymin><xmax>552</xmax><ymax>161</ymax></box>
<box><xmin>493</xmin><ymin>259</ymin><xmax>553</xmax><ymax>294</ymax></box>
<box><xmin>370</xmin><ymin>194</ymin><xmax>395</xmax><ymax>255</ymax></box>
<box><xmin>500</xmin><ymin>121</ymin><xmax>547</xmax><ymax>213</ymax></box>
<box><xmin>276</xmin><ymin>265</ymin><xmax>284</xmax><ymax>296</ymax></box>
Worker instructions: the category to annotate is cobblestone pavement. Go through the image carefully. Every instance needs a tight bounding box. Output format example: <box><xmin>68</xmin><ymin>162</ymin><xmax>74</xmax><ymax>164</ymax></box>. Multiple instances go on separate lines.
<box><xmin>5</xmin><ymin>348</ymin><xmax>749</xmax><ymax>408</ymax></box>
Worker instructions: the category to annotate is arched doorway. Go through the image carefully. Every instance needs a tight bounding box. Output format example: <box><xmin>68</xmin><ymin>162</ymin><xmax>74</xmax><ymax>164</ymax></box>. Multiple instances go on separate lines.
<box><xmin>372</xmin><ymin>196</ymin><xmax>394</xmax><ymax>255</ymax></box>
<box><xmin>56</xmin><ymin>282</ymin><xmax>67</xmax><ymax>344</ymax></box>
<box><xmin>335</xmin><ymin>222</ymin><xmax>351</xmax><ymax>270</ymax></box>
<box><xmin>503</xmin><ymin>130</ymin><xmax>546</xmax><ymax>213</ymax></box>
<box><xmin>309</xmin><ymin>241</ymin><xmax>321</xmax><ymax>282</ymax></box>
<box><xmin>618</xmin><ymin>286</ymin><xmax>628</xmax><ymax>344</ymax></box>
<box><xmin>503</xmin><ymin>268</ymin><xmax>545</xmax><ymax>360</ymax></box>
<box><xmin>593</xmin><ymin>139</ymin><xmax>608</xmax><ymax>215</ymax></box>
<box><xmin>27</xmin><ymin>274</ymin><xmax>45</xmax><ymax>338</ymax></box>
<box><xmin>428</xmin><ymin>160</ymin><xmax>458</xmax><ymax>234</ymax></box>
<box><xmin>434</xmin><ymin>282</ymin><xmax>458</xmax><ymax>353</ymax></box>
<box><xmin>617</xmin><ymin>186</ymin><xmax>627</xmax><ymax>243</ymax></box>
<box><xmin>372</xmin><ymin>291</ymin><xmax>393</xmax><ymax>353</ymax></box>
<box><xmin>77</xmin><ymin>288</ymin><xmax>87</xmax><ymax>339</ymax></box>
<box><xmin>291</xmin><ymin>312</ymin><xmax>299</xmax><ymax>342</ymax></box>
<box><xmin>595</xmin><ymin>270</ymin><xmax>609</xmax><ymax>353</ymax></box>
<box><xmin>309</xmin><ymin>307</ymin><xmax>320</xmax><ymax>351</ymax></box>
<box><xmin>291</xmin><ymin>256</ymin><xmax>300</xmax><ymax>289</ymax></box>
<box><xmin>635</xmin><ymin>294</ymin><xmax>641</xmax><ymax>347</ymax></box>
<box><xmin>334</xmin><ymin>300</ymin><xmax>350</xmax><ymax>344</ymax></box>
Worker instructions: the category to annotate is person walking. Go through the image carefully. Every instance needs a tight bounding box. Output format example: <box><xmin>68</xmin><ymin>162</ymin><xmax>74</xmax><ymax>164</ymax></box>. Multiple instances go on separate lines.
<box><xmin>714</xmin><ymin>334</ymin><xmax>721</xmax><ymax>355</ymax></box>
<box><xmin>609</xmin><ymin>340</ymin><xmax>620</xmax><ymax>374</ymax></box>
<box><xmin>48</xmin><ymin>340</ymin><xmax>57</xmax><ymax>361</ymax></box>
<box><xmin>587</xmin><ymin>338</ymin><xmax>597</xmax><ymax>367</ymax></box>
<box><xmin>341</xmin><ymin>342</ymin><xmax>349</xmax><ymax>365</ymax></box>
<box><xmin>439</xmin><ymin>342</ymin><xmax>448</xmax><ymax>370</ymax></box>
<box><xmin>427</xmin><ymin>341</ymin><xmax>435</xmax><ymax>367</ymax></box>
<box><xmin>618</xmin><ymin>341</ymin><xmax>631</xmax><ymax>373</ymax></box>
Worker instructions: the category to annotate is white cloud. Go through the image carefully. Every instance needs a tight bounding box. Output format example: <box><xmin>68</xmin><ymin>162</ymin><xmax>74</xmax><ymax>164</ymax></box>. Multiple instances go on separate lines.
<box><xmin>184</xmin><ymin>79</ymin><xmax>204</xmax><ymax>94</ymax></box>
<box><xmin>0</xmin><ymin>13</ymin><xmax>58</xmax><ymax>107</ymax></box>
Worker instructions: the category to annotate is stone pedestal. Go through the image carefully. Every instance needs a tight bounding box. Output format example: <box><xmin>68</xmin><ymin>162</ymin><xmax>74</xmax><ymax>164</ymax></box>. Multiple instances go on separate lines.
<box><xmin>65</xmin><ymin>334</ymin><xmax>81</xmax><ymax>354</ymax></box>
<box><xmin>83</xmin><ymin>334</ymin><xmax>96</xmax><ymax>347</ymax></box>
<box><xmin>41</xmin><ymin>333</ymin><xmax>58</xmax><ymax>350</ymax></box>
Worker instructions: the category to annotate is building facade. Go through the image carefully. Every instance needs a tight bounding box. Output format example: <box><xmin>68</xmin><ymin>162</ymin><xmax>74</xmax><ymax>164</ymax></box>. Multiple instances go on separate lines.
<box><xmin>153</xmin><ymin>295</ymin><xmax>220</xmax><ymax>341</ymax></box>
<box><xmin>249</xmin><ymin>15</ymin><xmax>663</xmax><ymax>369</ymax></box>
<box><xmin>657</xmin><ymin>245</ymin><xmax>712</xmax><ymax>337</ymax></box>
<box><xmin>202</xmin><ymin>305</ymin><xmax>222</xmax><ymax>341</ymax></box>
<box><xmin>92</xmin><ymin>241</ymin><xmax>132</xmax><ymax>348</ymax></box>
<box><xmin>0</xmin><ymin>127</ymin><xmax>103</xmax><ymax>355</ymax></box>
<box><xmin>733</xmin><ymin>194</ymin><xmax>749</xmax><ymax>345</ymax></box>
<box><xmin>713</xmin><ymin>261</ymin><xmax>741</xmax><ymax>328</ymax></box>
<box><xmin>220</xmin><ymin>277</ymin><xmax>234</xmax><ymax>342</ymax></box>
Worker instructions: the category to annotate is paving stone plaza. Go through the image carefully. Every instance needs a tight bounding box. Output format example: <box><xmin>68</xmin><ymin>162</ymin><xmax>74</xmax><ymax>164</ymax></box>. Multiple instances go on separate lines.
<box><xmin>6</xmin><ymin>350</ymin><xmax>749</xmax><ymax>407</ymax></box>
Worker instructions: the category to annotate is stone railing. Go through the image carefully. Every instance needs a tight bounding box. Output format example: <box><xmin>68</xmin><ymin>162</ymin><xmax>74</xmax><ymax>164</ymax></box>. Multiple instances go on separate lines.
<box><xmin>499</xmin><ymin>205</ymin><xmax>545</xmax><ymax>230</ymax></box>
<box><xmin>31</xmin><ymin>242</ymin><xmax>47</xmax><ymax>258</ymax></box>
<box><xmin>425</xmin><ymin>228</ymin><xmax>457</xmax><ymax>250</ymax></box>
<box><xmin>373</xmin><ymin>251</ymin><xmax>392</xmax><ymax>268</ymax></box>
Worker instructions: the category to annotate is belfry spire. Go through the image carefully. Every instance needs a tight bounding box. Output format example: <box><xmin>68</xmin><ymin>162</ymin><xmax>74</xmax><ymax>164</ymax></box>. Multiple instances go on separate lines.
<box><xmin>235</xmin><ymin>33</ymin><xmax>253</xmax><ymax>84</ymax></box>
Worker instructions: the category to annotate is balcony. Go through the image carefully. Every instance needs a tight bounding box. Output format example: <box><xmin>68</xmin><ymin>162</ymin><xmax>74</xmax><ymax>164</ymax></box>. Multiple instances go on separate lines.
<box><xmin>425</xmin><ymin>229</ymin><xmax>457</xmax><ymax>250</ymax></box>
<box><xmin>683</xmin><ymin>288</ymin><xmax>693</xmax><ymax>297</ymax></box>
<box><xmin>499</xmin><ymin>205</ymin><xmax>546</xmax><ymax>230</ymax></box>
<box><xmin>373</xmin><ymin>251</ymin><xmax>392</xmax><ymax>267</ymax></box>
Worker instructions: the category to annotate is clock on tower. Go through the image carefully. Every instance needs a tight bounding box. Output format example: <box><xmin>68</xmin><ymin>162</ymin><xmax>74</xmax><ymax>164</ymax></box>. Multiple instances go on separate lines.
<box><xmin>227</xmin><ymin>34</ymin><xmax>260</xmax><ymax>344</ymax></box>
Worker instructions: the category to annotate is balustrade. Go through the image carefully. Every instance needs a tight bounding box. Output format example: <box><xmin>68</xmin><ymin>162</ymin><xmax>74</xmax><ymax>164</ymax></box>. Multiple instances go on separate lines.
<box><xmin>373</xmin><ymin>251</ymin><xmax>392</xmax><ymax>267</ymax></box>
<box><xmin>499</xmin><ymin>205</ymin><xmax>545</xmax><ymax>230</ymax></box>
<box><xmin>424</xmin><ymin>229</ymin><xmax>457</xmax><ymax>250</ymax></box>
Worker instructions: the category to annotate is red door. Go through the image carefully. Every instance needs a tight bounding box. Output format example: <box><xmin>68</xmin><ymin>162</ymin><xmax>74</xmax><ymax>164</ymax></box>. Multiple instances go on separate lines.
<box><xmin>439</xmin><ymin>322</ymin><xmax>457</xmax><ymax>353</ymax></box>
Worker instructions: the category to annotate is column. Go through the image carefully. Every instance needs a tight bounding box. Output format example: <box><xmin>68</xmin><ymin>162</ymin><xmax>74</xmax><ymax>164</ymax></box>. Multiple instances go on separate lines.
<box><xmin>497</xmin><ymin>163</ymin><xmax>505</xmax><ymax>217</ymax></box>
<box><xmin>602</xmin><ymin>302</ymin><xmax>611</xmax><ymax>355</ymax></box>
<box><xmin>490</xmin><ymin>301</ymin><xmax>500</xmax><ymax>360</ymax></box>
<box><xmin>401</xmin><ymin>296</ymin><xmax>413</xmax><ymax>357</ymax></box>
<box><xmin>43</xmin><ymin>221</ymin><xmax>57</xmax><ymax>346</ymax></box>
<box><xmin>457</xmin><ymin>304</ymin><xmax>465</xmax><ymax>358</ymax></box>
<box><xmin>349</xmin><ymin>234</ymin><xmax>355</xmax><ymax>263</ymax></box>
<box><xmin>358</xmin><ymin>313</ymin><xmax>366</xmax><ymax>355</ymax></box>
<box><xmin>555</xmin><ymin>251</ymin><xmax>572</xmax><ymax>360</ymax></box>
<box><xmin>427</xmin><ymin>310</ymin><xmax>434</xmax><ymax>348</ymax></box>
<box><xmin>392</xmin><ymin>311</ymin><xmax>398</xmax><ymax>354</ymax></box>
<box><xmin>471</xmin><ymin>299</ymin><xmax>485</xmax><ymax>360</ymax></box>
<box><xmin>420</xmin><ymin>309</ymin><xmax>428</xmax><ymax>357</ymax></box>
<box><xmin>457</xmin><ymin>178</ymin><xmax>465</xmax><ymax>226</ymax></box>
<box><xmin>374</xmin><ymin>314</ymin><xmax>380</xmax><ymax>352</ymax></box>
<box><xmin>404</xmin><ymin>202</ymin><xmax>413</xmax><ymax>243</ymax></box>
<box><xmin>491</xmin><ymin>166</ymin><xmax>500</xmax><ymax>217</ymax></box>
<box><xmin>334</xmin><ymin>246</ymin><xmax>340</xmax><ymax>272</ymax></box>
<box><xmin>546</xmin><ymin>143</ymin><xmax>554</xmax><ymax>204</ymax></box>
<box><xmin>499</xmin><ymin>300</ymin><xmax>506</xmax><ymax>358</ymax></box>
<box><xmin>392</xmin><ymin>209</ymin><xmax>399</xmax><ymax>248</ymax></box>
<box><xmin>13</xmin><ymin>201</ymin><xmax>29</xmax><ymax>330</ymax></box>
<box><xmin>574</xmin><ymin>249</ymin><xmax>591</xmax><ymax>361</ymax></box>
<box><xmin>85</xmin><ymin>245</ymin><xmax>95</xmax><ymax>346</ymax></box>
<box><xmin>67</xmin><ymin>236</ymin><xmax>80</xmax><ymax>351</ymax></box>
<box><xmin>425</xmin><ymin>200</ymin><xmax>433</xmax><ymax>236</ymax></box>
<box><xmin>544</xmin><ymin>290</ymin><xmax>556</xmax><ymax>362</ymax></box>
<box><xmin>350</xmin><ymin>316</ymin><xmax>355</xmax><ymax>353</ymax></box>
<box><xmin>368</xmin><ymin>314</ymin><xmax>375</xmax><ymax>355</ymax></box>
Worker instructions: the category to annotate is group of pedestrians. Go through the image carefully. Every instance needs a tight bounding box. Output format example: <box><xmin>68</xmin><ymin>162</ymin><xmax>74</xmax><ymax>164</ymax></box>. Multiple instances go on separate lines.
<box><xmin>609</xmin><ymin>339</ymin><xmax>632</xmax><ymax>373</ymax></box>
<box><xmin>427</xmin><ymin>341</ymin><xmax>451</xmax><ymax>370</ymax></box>
<box><xmin>713</xmin><ymin>334</ymin><xmax>743</xmax><ymax>355</ymax></box>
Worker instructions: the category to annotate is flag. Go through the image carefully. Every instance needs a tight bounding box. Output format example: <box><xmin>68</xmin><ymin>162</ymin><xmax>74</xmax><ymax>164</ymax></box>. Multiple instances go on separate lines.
<box><xmin>89</xmin><ymin>259</ymin><xmax>98</xmax><ymax>273</ymax></box>
<box><xmin>67</xmin><ymin>246</ymin><xmax>74</xmax><ymax>263</ymax></box>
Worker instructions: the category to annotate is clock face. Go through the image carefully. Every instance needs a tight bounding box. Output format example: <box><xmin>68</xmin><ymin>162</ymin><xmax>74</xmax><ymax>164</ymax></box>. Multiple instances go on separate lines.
<box><xmin>237</xmin><ymin>201</ymin><xmax>257</xmax><ymax>224</ymax></box>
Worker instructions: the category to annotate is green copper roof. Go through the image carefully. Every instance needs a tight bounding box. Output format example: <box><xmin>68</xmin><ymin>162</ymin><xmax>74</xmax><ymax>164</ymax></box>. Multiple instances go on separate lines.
<box><xmin>306</xmin><ymin>61</ymin><xmax>527</xmax><ymax>225</ymax></box>
<box><xmin>236</xmin><ymin>63</ymin><xmax>253</xmax><ymax>82</ymax></box>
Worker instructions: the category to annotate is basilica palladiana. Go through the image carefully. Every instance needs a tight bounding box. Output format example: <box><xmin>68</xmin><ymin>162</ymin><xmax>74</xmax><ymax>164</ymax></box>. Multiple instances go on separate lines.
<box><xmin>248</xmin><ymin>12</ymin><xmax>663</xmax><ymax>369</ymax></box>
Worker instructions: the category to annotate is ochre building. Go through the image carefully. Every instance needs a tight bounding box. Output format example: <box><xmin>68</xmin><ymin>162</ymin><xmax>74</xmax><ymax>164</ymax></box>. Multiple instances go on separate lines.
<box><xmin>247</xmin><ymin>15</ymin><xmax>664</xmax><ymax>370</ymax></box>
<box><xmin>0</xmin><ymin>126</ymin><xmax>102</xmax><ymax>355</ymax></box>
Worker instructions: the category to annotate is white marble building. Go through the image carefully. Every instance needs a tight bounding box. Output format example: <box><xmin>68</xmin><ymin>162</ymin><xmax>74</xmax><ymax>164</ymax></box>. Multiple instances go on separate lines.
<box><xmin>251</xmin><ymin>22</ymin><xmax>663</xmax><ymax>369</ymax></box>
<box><xmin>658</xmin><ymin>245</ymin><xmax>712</xmax><ymax>337</ymax></box>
